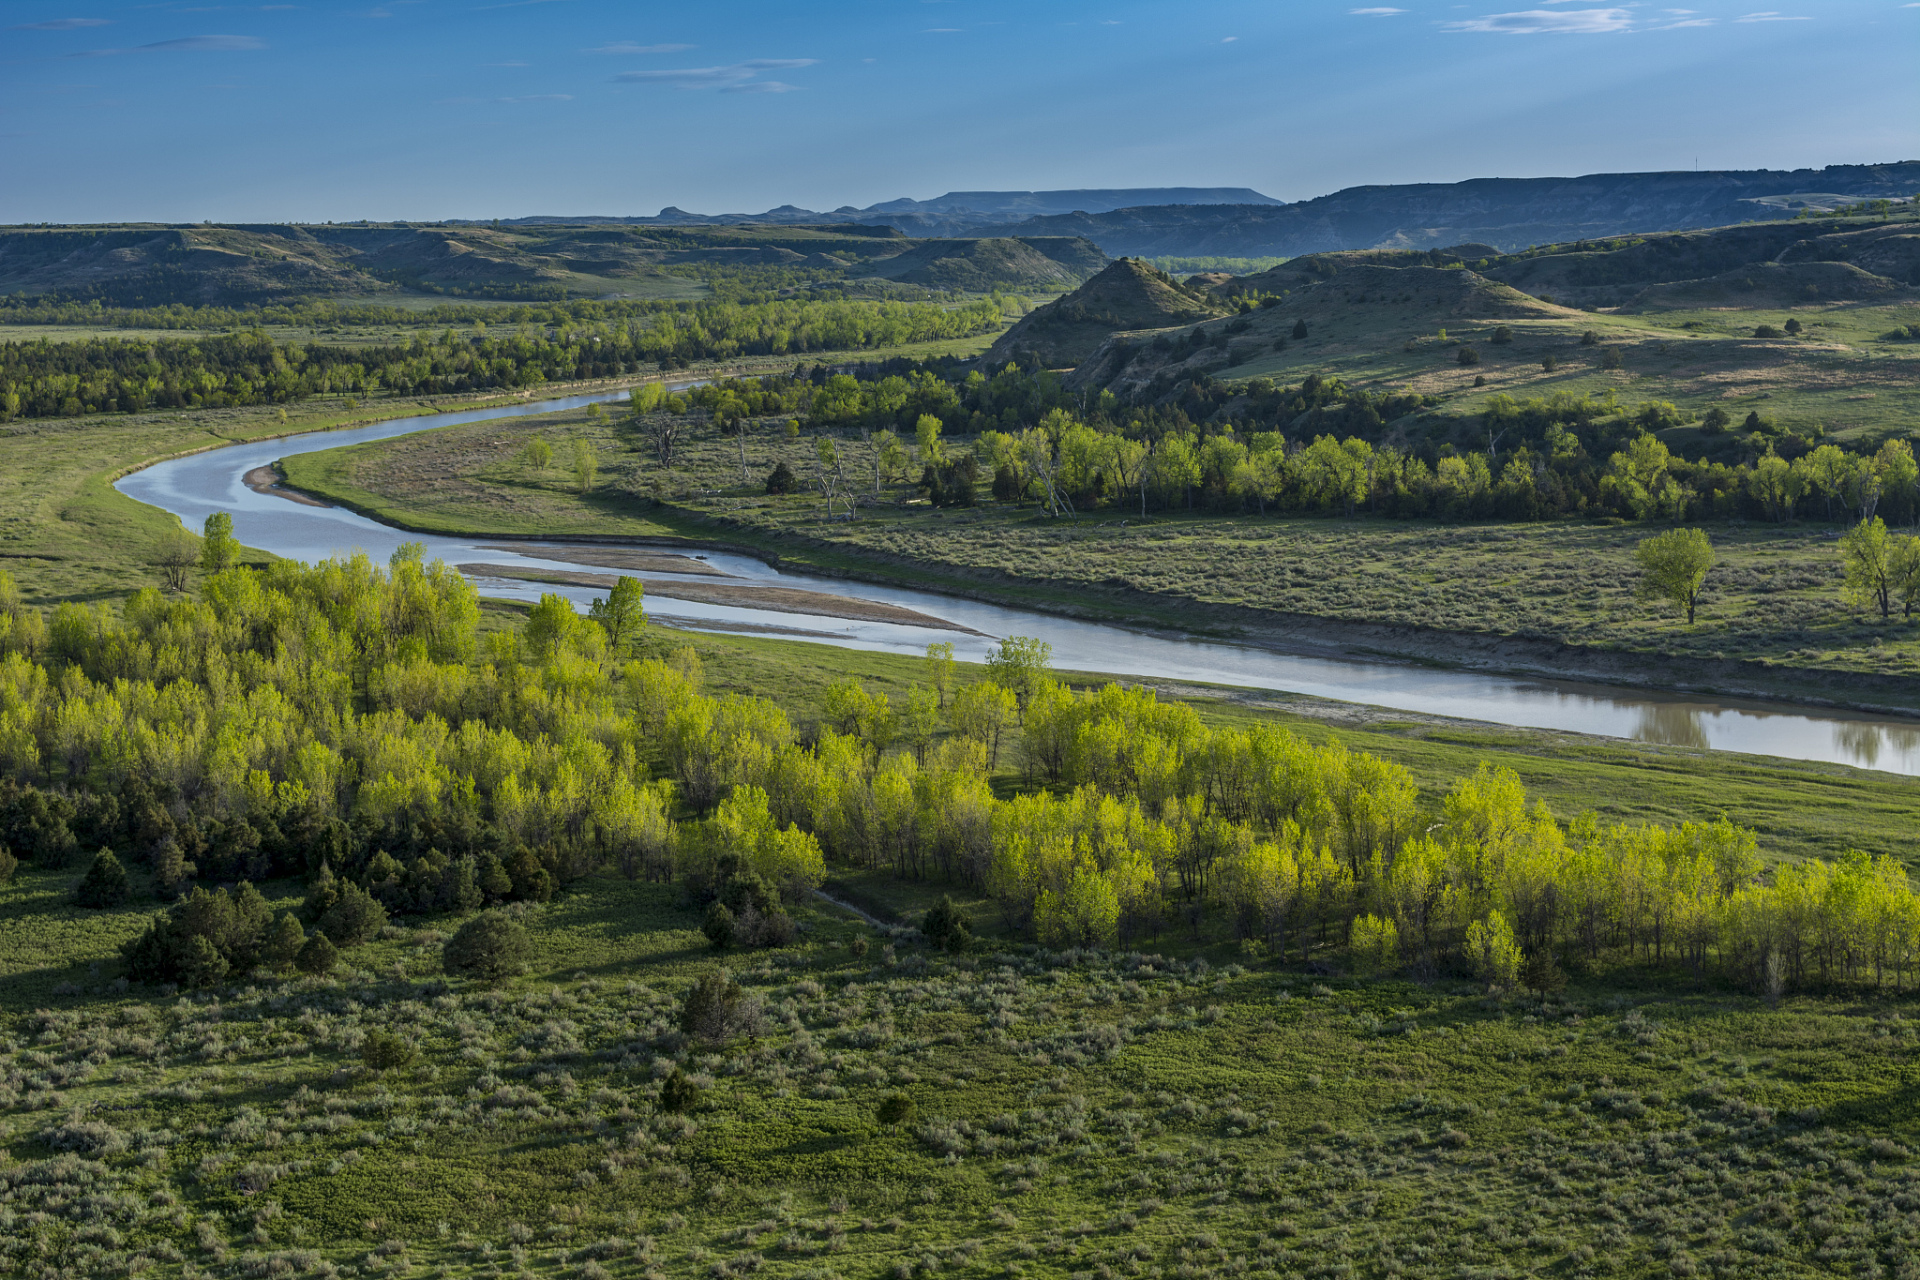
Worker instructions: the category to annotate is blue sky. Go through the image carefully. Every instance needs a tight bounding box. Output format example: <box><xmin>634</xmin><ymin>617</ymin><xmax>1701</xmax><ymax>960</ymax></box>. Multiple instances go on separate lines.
<box><xmin>2</xmin><ymin>0</ymin><xmax>1915</xmax><ymax>223</ymax></box>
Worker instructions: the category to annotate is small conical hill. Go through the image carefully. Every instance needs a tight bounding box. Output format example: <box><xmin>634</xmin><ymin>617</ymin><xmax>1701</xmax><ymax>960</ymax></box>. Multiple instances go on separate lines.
<box><xmin>983</xmin><ymin>257</ymin><xmax>1227</xmax><ymax>369</ymax></box>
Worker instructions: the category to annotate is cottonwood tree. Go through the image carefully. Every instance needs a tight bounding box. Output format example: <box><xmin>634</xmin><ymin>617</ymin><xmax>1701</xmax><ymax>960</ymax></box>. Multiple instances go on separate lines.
<box><xmin>1023</xmin><ymin>428</ymin><xmax>1074</xmax><ymax>519</ymax></box>
<box><xmin>1842</xmin><ymin>517</ymin><xmax>1897</xmax><ymax>619</ymax></box>
<box><xmin>588</xmin><ymin>576</ymin><xmax>645</xmax><ymax>653</ymax></box>
<box><xmin>914</xmin><ymin>413</ymin><xmax>944</xmax><ymax>465</ymax></box>
<box><xmin>571</xmin><ymin>438</ymin><xmax>599</xmax><ymax>493</ymax></box>
<box><xmin>923</xmin><ymin>641</ymin><xmax>956</xmax><ymax>710</ymax></box>
<box><xmin>521</xmin><ymin>436</ymin><xmax>553</xmax><ymax>470</ymax></box>
<box><xmin>986</xmin><ymin>636</ymin><xmax>1054</xmax><ymax>709</ymax></box>
<box><xmin>1892</xmin><ymin>535</ymin><xmax>1920</xmax><ymax>618</ymax></box>
<box><xmin>952</xmin><ymin>681</ymin><xmax>1016</xmax><ymax>767</ymax></box>
<box><xmin>1635</xmin><ymin>527</ymin><xmax>1715</xmax><ymax>624</ymax></box>
<box><xmin>199</xmin><ymin>513</ymin><xmax>239</xmax><ymax>575</ymax></box>
<box><xmin>1747</xmin><ymin>454</ymin><xmax>1803</xmax><ymax>523</ymax></box>
<box><xmin>153</xmin><ymin>527</ymin><xmax>199</xmax><ymax>591</ymax></box>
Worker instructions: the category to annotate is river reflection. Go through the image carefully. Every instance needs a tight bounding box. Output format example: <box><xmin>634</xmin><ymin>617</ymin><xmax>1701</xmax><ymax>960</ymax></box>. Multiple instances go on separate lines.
<box><xmin>1831</xmin><ymin>721</ymin><xmax>1920</xmax><ymax>771</ymax></box>
<box><xmin>1632</xmin><ymin>704</ymin><xmax>1711</xmax><ymax>750</ymax></box>
<box><xmin>113</xmin><ymin>391</ymin><xmax>1920</xmax><ymax>777</ymax></box>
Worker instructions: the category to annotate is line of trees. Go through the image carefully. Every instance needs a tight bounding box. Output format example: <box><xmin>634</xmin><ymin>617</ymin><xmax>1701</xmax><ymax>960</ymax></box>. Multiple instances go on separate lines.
<box><xmin>0</xmin><ymin>264</ymin><xmax>965</xmax><ymax>332</ymax></box>
<box><xmin>1</xmin><ymin>554</ymin><xmax>1912</xmax><ymax>994</ymax></box>
<box><xmin>688</xmin><ymin>362</ymin><xmax>1920</xmax><ymax>527</ymax></box>
<box><xmin>0</xmin><ymin>298</ymin><xmax>1003</xmax><ymax>419</ymax></box>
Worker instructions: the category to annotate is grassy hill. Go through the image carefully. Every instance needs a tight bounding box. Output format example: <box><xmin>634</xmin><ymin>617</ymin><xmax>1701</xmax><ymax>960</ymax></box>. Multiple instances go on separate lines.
<box><xmin>0</xmin><ymin>224</ymin><xmax>1112</xmax><ymax>308</ymax></box>
<box><xmin>985</xmin><ymin>258</ymin><xmax>1227</xmax><ymax>368</ymax></box>
<box><xmin>0</xmin><ymin>223</ymin><xmax>915</xmax><ymax>306</ymax></box>
<box><xmin>1034</xmin><ymin>212</ymin><xmax>1920</xmax><ymax>446</ymax></box>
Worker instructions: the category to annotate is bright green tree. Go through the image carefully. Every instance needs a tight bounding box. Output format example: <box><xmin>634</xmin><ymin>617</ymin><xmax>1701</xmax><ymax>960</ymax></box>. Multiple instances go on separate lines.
<box><xmin>572</xmin><ymin>437</ymin><xmax>599</xmax><ymax>493</ymax></box>
<box><xmin>923</xmin><ymin>640</ymin><xmax>956</xmax><ymax>710</ymax></box>
<box><xmin>1465</xmin><ymin>910</ymin><xmax>1523</xmax><ymax>991</ymax></box>
<box><xmin>984</xmin><ymin>636</ymin><xmax>1053</xmax><ymax>710</ymax></box>
<box><xmin>1635</xmin><ymin>528</ymin><xmax>1715</xmax><ymax>624</ymax></box>
<box><xmin>1842</xmin><ymin>517</ymin><xmax>1896</xmax><ymax>619</ymax></box>
<box><xmin>199</xmin><ymin>512</ymin><xmax>239</xmax><ymax>575</ymax></box>
<box><xmin>588</xmin><ymin>576</ymin><xmax>645</xmax><ymax>653</ymax></box>
<box><xmin>914</xmin><ymin>414</ymin><xmax>944</xmax><ymax>464</ymax></box>
<box><xmin>1891</xmin><ymin>534</ymin><xmax>1920</xmax><ymax>618</ymax></box>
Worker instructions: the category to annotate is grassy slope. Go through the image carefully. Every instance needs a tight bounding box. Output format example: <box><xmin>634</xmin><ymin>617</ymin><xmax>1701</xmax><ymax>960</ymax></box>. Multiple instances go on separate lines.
<box><xmin>278</xmin><ymin>397</ymin><xmax>1920</xmax><ymax>708</ymax></box>
<box><xmin>20</xmin><ymin>866</ymin><xmax>1920</xmax><ymax>1280</ymax></box>
<box><xmin>6</xmin><ymin>625</ymin><xmax>1920</xmax><ymax>1278</ymax></box>
<box><xmin>1199</xmin><ymin>294</ymin><xmax>1920</xmax><ymax>450</ymax></box>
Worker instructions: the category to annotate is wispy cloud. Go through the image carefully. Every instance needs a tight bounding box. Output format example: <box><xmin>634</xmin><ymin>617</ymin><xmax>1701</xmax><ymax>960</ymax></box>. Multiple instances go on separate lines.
<box><xmin>585</xmin><ymin>42</ymin><xmax>692</xmax><ymax>53</ymax></box>
<box><xmin>1441</xmin><ymin>8</ymin><xmax>1633</xmax><ymax>33</ymax></box>
<box><xmin>74</xmin><ymin>34</ymin><xmax>266</xmax><ymax>55</ymax></box>
<box><xmin>1349</xmin><ymin>7</ymin><xmax>1406</xmax><ymax>15</ymax></box>
<box><xmin>1735</xmin><ymin>10</ymin><xmax>1810</xmax><ymax>19</ymax></box>
<box><xmin>496</xmin><ymin>93</ymin><xmax>571</xmax><ymax>102</ymax></box>
<box><xmin>1220</xmin><ymin>34</ymin><xmax>1238</xmax><ymax>42</ymax></box>
<box><xmin>614</xmin><ymin>58</ymin><xmax>815</xmax><ymax>89</ymax></box>
<box><xmin>720</xmin><ymin>80</ymin><xmax>799</xmax><ymax>93</ymax></box>
<box><xmin>12</xmin><ymin>17</ymin><xmax>112</xmax><ymax>29</ymax></box>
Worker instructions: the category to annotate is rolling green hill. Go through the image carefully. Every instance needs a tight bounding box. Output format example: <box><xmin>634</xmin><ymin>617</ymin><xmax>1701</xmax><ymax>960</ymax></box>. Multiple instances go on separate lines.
<box><xmin>0</xmin><ymin>223</ymin><xmax>1106</xmax><ymax>308</ymax></box>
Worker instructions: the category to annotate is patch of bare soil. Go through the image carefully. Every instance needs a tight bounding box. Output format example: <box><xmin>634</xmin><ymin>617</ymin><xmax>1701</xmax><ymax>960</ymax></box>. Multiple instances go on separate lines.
<box><xmin>243</xmin><ymin>465</ymin><xmax>330</xmax><ymax>507</ymax></box>
<box><xmin>456</xmin><ymin>563</ymin><xmax>985</xmax><ymax>634</ymax></box>
<box><xmin>478</xmin><ymin>544</ymin><xmax>732</xmax><ymax>578</ymax></box>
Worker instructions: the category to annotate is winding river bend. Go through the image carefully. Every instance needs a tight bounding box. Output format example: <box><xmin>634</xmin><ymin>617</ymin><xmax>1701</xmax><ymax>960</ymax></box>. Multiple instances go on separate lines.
<box><xmin>116</xmin><ymin>391</ymin><xmax>1920</xmax><ymax>776</ymax></box>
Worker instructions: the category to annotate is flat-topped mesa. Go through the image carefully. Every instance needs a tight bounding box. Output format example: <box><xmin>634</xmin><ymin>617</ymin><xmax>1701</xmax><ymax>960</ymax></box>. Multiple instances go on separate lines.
<box><xmin>982</xmin><ymin>257</ymin><xmax>1228</xmax><ymax>370</ymax></box>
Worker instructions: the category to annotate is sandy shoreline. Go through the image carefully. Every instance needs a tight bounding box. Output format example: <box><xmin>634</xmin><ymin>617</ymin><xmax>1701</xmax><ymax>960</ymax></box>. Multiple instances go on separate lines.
<box><xmin>243</xmin><ymin>465</ymin><xmax>331</xmax><ymax>507</ymax></box>
<box><xmin>457</xmin><ymin>562</ymin><xmax>986</xmax><ymax>634</ymax></box>
<box><xmin>478</xmin><ymin>544</ymin><xmax>732</xmax><ymax>578</ymax></box>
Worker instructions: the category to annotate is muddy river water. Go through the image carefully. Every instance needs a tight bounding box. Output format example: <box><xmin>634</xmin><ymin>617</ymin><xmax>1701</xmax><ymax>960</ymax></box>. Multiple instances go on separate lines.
<box><xmin>115</xmin><ymin>390</ymin><xmax>1920</xmax><ymax>776</ymax></box>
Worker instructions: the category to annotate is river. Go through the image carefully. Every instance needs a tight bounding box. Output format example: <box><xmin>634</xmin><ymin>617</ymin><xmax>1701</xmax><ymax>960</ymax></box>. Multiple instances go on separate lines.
<box><xmin>114</xmin><ymin>390</ymin><xmax>1920</xmax><ymax>776</ymax></box>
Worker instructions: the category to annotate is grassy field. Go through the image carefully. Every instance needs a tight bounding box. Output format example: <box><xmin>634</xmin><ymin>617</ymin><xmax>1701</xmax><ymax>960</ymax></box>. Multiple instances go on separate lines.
<box><xmin>1204</xmin><ymin>296</ymin><xmax>1920</xmax><ymax>450</ymax></box>
<box><xmin>13</xmin><ymin>870</ymin><xmax>1920</xmax><ymax>1280</ymax></box>
<box><xmin>277</xmin><ymin>397</ymin><xmax>1920</xmax><ymax>710</ymax></box>
<box><xmin>8</xmin><ymin>621</ymin><xmax>1920</xmax><ymax>1280</ymax></box>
